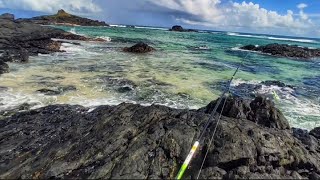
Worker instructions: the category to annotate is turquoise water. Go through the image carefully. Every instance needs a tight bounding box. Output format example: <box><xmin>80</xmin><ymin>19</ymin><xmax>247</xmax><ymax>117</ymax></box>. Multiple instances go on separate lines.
<box><xmin>0</xmin><ymin>25</ymin><xmax>319</xmax><ymax>130</ymax></box>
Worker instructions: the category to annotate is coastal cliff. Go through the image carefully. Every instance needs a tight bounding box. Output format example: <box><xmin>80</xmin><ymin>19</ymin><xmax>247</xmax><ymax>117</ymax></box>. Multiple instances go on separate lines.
<box><xmin>0</xmin><ymin>96</ymin><xmax>319</xmax><ymax>179</ymax></box>
<box><xmin>16</xmin><ymin>9</ymin><xmax>108</xmax><ymax>26</ymax></box>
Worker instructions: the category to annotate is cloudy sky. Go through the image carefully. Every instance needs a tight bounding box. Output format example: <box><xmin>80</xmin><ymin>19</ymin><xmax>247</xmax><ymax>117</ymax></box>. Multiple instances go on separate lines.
<box><xmin>0</xmin><ymin>0</ymin><xmax>319</xmax><ymax>38</ymax></box>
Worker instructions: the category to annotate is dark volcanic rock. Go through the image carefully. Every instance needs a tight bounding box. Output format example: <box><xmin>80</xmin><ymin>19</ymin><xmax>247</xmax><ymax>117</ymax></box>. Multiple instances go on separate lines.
<box><xmin>170</xmin><ymin>25</ymin><xmax>184</xmax><ymax>32</ymax></box>
<box><xmin>0</xmin><ymin>13</ymin><xmax>14</xmax><ymax>20</ymax></box>
<box><xmin>0</xmin><ymin>51</ymin><xmax>13</xmax><ymax>62</ymax></box>
<box><xmin>36</xmin><ymin>89</ymin><xmax>61</xmax><ymax>95</ymax></box>
<box><xmin>0</xmin><ymin>16</ymin><xmax>91</xmax><ymax>56</ymax></box>
<box><xmin>17</xmin><ymin>9</ymin><xmax>108</xmax><ymax>26</ymax></box>
<box><xmin>310</xmin><ymin>127</ymin><xmax>320</xmax><ymax>139</ymax></box>
<box><xmin>123</xmin><ymin>42</ymin><xmax>155</xmax><ymax>53</ymax></box>
<box><xmin>200</xmin><ymin>96</ymin><xmax>290</xmax><ymax>129</ymax></box>
<box><xmin>240</xmin><ymin>43</ymin><xmax>320</xmax><ymax>59</ymax></box>
<box><xmin>0</xmin><ymin>60</ymin><xmax>9</xmax><ymax>74</ymax></box>
<box><xmin>169</xmin><ymin>25</ymin><xmax>198</xmax><ymax>32</ymax></box>
<box><xmin>36</xmin><ymin>85</ymin><xmax>77</xmax><ymax>95</ymax></box>
<box><xmin>0</xmin><ymin>13</ymin><xmax>106</xmax><ymax>72</ymax></box>
<box><xmin>0</xmin><ymin>96</ymin><xmax>319</xmax><ymax>179</ymax></box>
<box><xmin>261</xmin><ymin>80</ymin><xmax>293</xmax><ymax>88</ymax></box>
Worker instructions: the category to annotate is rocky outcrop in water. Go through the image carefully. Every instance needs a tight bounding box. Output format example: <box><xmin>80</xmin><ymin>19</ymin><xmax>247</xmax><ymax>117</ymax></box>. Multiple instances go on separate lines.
<box><xmin>1</xmin><ymin>96</ymin><xmax>319</xmax><ymax>179</ymax></box>
<box><xmin>16</xmin><ymin>9</ymin><xmax>108</xmax><ymax>26</ymax></box>
<box><xmin>240</xmin><ymin>43</ymin><xmax>320</xmax><ymax>59</ymax></box>
<box><xmin>123</xmin><ymin>42</ymin><xmax>155</xmax><ymax>53</ymax></box>
<box><xmin>170</xmin><ymin>25</ymin><xmax>198</xmax><ymax>32</ymax></box>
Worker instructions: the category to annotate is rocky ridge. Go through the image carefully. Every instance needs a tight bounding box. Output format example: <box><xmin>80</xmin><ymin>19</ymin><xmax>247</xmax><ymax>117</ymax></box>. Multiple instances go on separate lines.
<box><xmin>0</xmin><ymin>96</ymin><xmax>319</xmax><ymax>179</ymax></box>
<box><xmin>240</xmin><ymin>44</ymin><xmax>320</xmax><ymax>59</ymax></box>
<box><xmin>16</xmin><ymin>9</ymin><xmax>108</xmax><ymax>26</ymax></box>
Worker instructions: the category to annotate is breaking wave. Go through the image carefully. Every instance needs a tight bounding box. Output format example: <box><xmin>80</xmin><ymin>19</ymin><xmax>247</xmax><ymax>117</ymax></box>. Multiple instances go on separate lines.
<box><xmin>227</xmin><ymin>32</ymin><xmax>317</xmax><ymax>43</ymax></box>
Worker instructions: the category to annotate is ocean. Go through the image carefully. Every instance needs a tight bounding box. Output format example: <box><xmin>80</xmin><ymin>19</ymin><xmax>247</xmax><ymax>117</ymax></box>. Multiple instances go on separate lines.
<box><xmin>0</xmin><ymin>25</ymin><xmax>319</xmax><ymax>130</ymax></box>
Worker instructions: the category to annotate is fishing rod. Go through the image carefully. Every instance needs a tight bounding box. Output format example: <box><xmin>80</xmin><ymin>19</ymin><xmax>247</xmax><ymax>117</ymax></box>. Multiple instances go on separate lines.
<box><xmin>175</xmin><ymin>52</ymin><xmax>250</xmax><ymax>180</ymax></box>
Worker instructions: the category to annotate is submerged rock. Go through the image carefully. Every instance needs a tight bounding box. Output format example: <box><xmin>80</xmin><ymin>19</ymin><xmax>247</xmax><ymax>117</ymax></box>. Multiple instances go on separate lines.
<box><xmin>0</xmin><ymin>60</ymin><xmax>9</xmax><ymax>74</ymax></box>
<box><xmin>36</xmin><ymin>85</ymin><xmax>77</xmax><ymax>95</ymax></box>
<box><xmin>123</xmin><ymin>42</ymin><xmax>155</xmax><ymax>53</ymax></box>
<box><xmin>0</xmin><ymin>96</ymin><xmax>319</xmax><ymax>179</ymax></box>
<box><xmin>240</xmin><ymin>43</ymin><xmax>320</xmax><ymax>59</ymax></box>
<box><xmin>0</xmin><ymin>51</ymin><xmax>13</xmax><ymax>62</ymax></box>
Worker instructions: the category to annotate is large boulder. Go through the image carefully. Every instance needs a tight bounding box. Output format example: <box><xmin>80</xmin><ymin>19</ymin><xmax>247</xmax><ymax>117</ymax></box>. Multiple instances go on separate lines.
<box><xmin>199</xmin><ymin>96</ymin><xmax>290</xmax><ymax>129</ymax></box>
<box><xmin>170</xmin><ymin>25</ymin><xmax>184</xmax><ymax>32</ymax></box>
<box><xmin>123</xmin><ymin>42</ymin><xmax>155</xmax><ymax>53</ymax></box>
<box><xmin>240</xmin><ymin>43</ymin><xmax>320</xmax><ymax>59</ymax></box>
<box><xmin>0</xmin><ymin>13</ymin><xmax>14</xmax><ymax>21</ymax></box>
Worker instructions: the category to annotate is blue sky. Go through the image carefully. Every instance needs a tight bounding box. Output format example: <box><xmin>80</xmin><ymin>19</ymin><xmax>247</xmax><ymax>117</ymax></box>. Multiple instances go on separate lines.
<box><xmin>0</xmin><ymin>0</ymin><xmax>319</xmax><ymax>38</ymax></box>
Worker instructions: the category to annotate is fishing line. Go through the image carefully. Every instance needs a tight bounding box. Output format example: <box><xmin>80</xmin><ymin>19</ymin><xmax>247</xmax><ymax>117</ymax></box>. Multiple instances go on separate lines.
<box><xmin>175</xmin><ymin>52</ymin><xmax>250</xmax><ymax>180</ymax></box>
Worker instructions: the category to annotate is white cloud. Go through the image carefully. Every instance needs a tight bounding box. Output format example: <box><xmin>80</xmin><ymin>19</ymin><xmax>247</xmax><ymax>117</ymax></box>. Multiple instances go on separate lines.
<box><xmin>151</xmin><ymin>0</ymin><xmax>316</xmax><ymax>36</ymax></box>
<box><xmin>297</xmin><ymin>3</ymin><xmax>307</xmax><ymax>9</ymax></box>
<box><xmin>0</xmin><ymin>0</ymin><xmax>101</xmax><ymax>14</ymax></box>
<box><xmin>297</xmin><ymin>3</ymin><xmax>308</xmax><ymax>20</ymax></box>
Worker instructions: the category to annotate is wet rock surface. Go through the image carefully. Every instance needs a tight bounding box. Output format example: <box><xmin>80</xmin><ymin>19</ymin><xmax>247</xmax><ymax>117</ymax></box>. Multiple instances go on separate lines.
<box><xmin>36</xmin><ymin>85</ymin><xmax>77</xmax><ymax>95</ymax></box>
<box><xmin>0</xmin><ymin>12</ymin><xmax>106</xmax><ymax>73</ymax></box>
<box><xmin>0</xmin><ymin>60</ymin><xmax>9</xmax><ymax>74</ymax></box>
<box><xmin>123</xmin><ymin>42</ymin><xmax>155</xmax><ymax>53</ymax></box>
<box><xmin>0</xmin><ymin>15</ymin><xmax>91</xmax><ymax>55</ymax></box>
<box><xmin>209</xmin><ymin>80</ymin><xmax>295</xmax><ymax>99</ymax></box>
<box><xmin>0</xmin><ymin>96</ymin><xmax>319</xmax><ymax>179</ymax></box>
<box><xmin>240</xmin><ymin>43</ymin><xmax>320</xmax><ymax>59</ymax></box>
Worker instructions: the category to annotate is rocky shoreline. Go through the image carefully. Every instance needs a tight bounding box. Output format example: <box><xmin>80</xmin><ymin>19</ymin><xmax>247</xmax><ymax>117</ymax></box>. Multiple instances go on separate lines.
<box><xmin>1</xmin><ymin>11</ymin><xmax>320</xmax><ymax>179</ymax></box>
<box><xmin>0</xmin><ymin>13</ymin><xmax>106</xmax><ymax>74</ymax></box>
<box><xmin>240</xmin><ymin>44</ymin><xmax>320</xmax><ymax>59</ymax></box>
<box><xmin>0</xmin><ymin>96</ymin><xmax>319</xmax><ymax>179</ymax></box>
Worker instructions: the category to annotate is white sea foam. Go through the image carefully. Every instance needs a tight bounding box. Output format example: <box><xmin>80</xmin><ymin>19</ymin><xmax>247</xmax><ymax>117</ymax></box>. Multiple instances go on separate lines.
<box><xmin>109</xmin><ymin>24</ymin><xmax>126</xmax><ymax>28</ymax></box>
<box><xmin>67</xmin><ymin>28</ymin><xmax>86</xmax><ymax>36</ymax></box>
<box><xmin>0</xmin><ymin>90</ymin><xmax>51</xmax><ymax>111</ymax></box>
<box><xmin>231</xmin><ymin>79</ymin><xmax>320</xmax><ymax>130</ymax></box>
<box><xmin>69</xmin><ymin>27</ymin><xmax>77</xmax><ymax>34</ymax></box>
<box><xmin>60</xmin><ymin>43</ymin><xmax>86</xmax><ymax>53</ymax></box>
<box><xmin>227</xmin><ymin>32</ymin><xmax>317</xmax><ymax>43</ymax></box>
<box><xmin>96</xmin><ymin>36</ymin><xmax>112</xmax><ymax>42</ymax></box>
<box><xmin>60</xmin><ymin>43</ymin><xmax>102</xmax><ymax>56</ymax></box>
<box><xmin>135</xmin><ymin>26</ymin><xmax>168</xmax><ymax>31</ymax></box>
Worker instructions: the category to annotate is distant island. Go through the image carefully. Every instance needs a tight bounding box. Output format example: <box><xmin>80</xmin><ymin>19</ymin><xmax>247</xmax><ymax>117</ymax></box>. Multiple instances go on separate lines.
<box><xmin>169</xmin><ymin>25</ymin><xmax>198</xmax><ymax>32</ymax></box>
<box><xmin>16</xmin><ymin>9</ymin><xmax>109</xmax><ymax>26</ymax></box>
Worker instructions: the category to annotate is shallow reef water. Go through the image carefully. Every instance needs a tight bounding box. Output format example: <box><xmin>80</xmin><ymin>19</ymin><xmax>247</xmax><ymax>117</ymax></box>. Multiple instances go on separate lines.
<box><xmin>0</xmin><ymin>26</ymin><xmax>319</xmax><ymax>130</ymax></box>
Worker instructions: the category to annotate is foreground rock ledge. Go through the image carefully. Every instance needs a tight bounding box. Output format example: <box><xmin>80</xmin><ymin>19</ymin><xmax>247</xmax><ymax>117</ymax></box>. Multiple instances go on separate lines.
<box><xmin>240</xmin><ymin>43</ymin><xmax>320</xmax><ymax>59</ymax></box>
<box><xmin>0</xmin><ymin>96</ymin><xmax>319</xmax><ymax>179</ymax></box>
